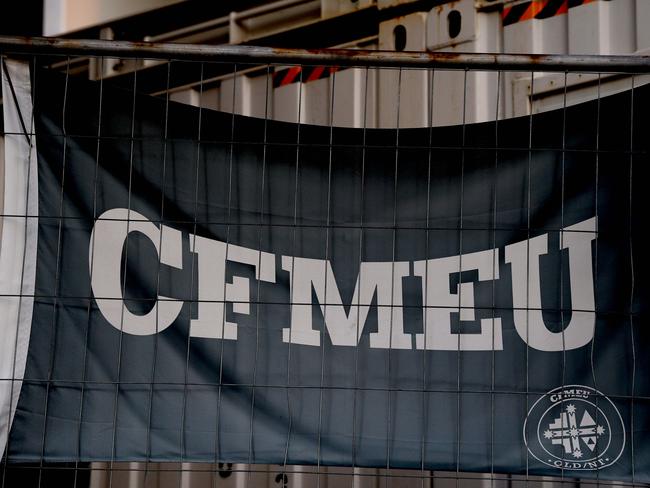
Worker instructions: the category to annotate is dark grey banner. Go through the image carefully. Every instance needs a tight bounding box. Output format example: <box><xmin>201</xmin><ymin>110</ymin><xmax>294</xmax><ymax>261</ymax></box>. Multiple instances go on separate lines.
<box><xmin>4</xmin><ymin>65</ymin><xmax>650</xmax><ymax>482</ymax></box>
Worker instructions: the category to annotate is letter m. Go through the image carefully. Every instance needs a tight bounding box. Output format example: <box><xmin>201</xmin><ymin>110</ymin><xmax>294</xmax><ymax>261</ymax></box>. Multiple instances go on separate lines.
<box><xmin>281</xmin><ymin>256</ymin><xmax>411</xmax><ymax>349</ymax></box>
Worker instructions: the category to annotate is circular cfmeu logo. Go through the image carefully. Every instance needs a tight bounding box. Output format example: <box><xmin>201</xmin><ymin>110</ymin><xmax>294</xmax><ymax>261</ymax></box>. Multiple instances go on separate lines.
<box><xmin>523</xmin><ymin>385</ymin><xmax>625</xmax><ymax>470</ymax></box>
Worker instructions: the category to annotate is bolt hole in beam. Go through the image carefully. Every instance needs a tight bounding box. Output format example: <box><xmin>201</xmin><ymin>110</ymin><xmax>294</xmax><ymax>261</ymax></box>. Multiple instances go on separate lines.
<box><xmin>393</xmin><ymin>24</ymin><xmax>407</xmax><ymax>51</ymax></box>
<box><xmin>448</xmin><ymin>9</ymin><xmax>462</xmax><ymax>39</ymax></box>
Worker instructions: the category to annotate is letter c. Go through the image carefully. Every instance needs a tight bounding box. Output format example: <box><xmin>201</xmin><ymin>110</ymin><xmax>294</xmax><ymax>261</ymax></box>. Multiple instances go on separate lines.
<box><xmin>89</xmin><ymin>208</ymin><xmax>183</xmax><ymax>335</ymax></box>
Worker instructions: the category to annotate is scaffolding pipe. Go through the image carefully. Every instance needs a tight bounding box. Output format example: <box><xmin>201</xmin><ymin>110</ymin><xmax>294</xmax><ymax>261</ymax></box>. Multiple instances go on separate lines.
<box><xmin>1</xmin><ymin>36</ymin><xmax>650</xmax><ymax>72</ymax></box>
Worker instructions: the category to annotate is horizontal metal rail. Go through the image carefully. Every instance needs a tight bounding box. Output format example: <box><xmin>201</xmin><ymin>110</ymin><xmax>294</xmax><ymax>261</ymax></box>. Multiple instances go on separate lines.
<box><xmin>2</xmin><ymin>35</ymin><xmax>650</xmax><ymax>72</ymax></box>
<box><xmin>145</xmin><ymin>0</ymin><xmax>316</xmax><ymax>43</ymax></box>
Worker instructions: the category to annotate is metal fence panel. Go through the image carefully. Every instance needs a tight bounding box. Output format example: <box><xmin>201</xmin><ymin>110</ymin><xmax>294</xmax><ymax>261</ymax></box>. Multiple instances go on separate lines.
<box><xmin>1</xmin><ymin>36</ymin><xmax>649</xmax><ymax>488</ymax></box>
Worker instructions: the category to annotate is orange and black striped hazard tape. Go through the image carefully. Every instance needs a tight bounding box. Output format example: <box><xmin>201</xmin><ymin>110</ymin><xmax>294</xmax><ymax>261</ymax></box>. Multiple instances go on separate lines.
<box><xmin>503</xmin><ymin>0</ymin><xmax>598</xmax><ymax>26</ymax></box>
<box><xmin>272</xmin><ymin>66</ymin><xmax>340</xmax><ymax>88</ymax></box>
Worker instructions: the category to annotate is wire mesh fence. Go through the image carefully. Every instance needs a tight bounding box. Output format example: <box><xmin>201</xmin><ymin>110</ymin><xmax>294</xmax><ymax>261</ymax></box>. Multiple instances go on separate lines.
<box><xmin>0</xmin><ymin>37</ymin><xmax>649</xmax><ymax>488</ymax></box>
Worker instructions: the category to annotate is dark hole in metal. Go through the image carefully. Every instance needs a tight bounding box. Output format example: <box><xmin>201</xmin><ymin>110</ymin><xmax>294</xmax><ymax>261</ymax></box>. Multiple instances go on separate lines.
<box><xmin>218</xmin><ymin>462</ymin><xmax>233</xmax><ymax>478</ymax></box>
<box><xmin>393</xmin><ymin>24</ymin><xmax>407</xmax><ymax>51</ymax></box>
<box><xmin>275</xmin><ymin>473</ymin><xmax>289</xmax><ymax>487</ymax></box>
<box><xmin>448</xmin><ymin>10</ymin><xmax>462</xmax><ymax>39</ymax></box>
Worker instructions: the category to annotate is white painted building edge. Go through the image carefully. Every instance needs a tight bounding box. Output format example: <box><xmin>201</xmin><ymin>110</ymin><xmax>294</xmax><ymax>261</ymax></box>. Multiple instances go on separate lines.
<box><xmin>43</xmin><ymin>0</ymin><xmax>189</xmax><ymax>37</ymax></box>
<box><xmin>0</xmin><ymin>59</ymin><xmax>38</xmax><ymax>457</ymax></box>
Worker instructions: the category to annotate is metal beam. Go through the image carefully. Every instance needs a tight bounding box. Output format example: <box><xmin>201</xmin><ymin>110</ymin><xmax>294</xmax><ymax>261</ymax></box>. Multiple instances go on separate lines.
<box><xmin>2</xmin><ymin>36</ymin><xmax>650</xmax><ymax>72</ymax></box>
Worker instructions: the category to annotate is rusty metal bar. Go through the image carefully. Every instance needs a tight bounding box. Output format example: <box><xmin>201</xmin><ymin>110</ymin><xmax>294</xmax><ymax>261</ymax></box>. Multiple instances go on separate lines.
<box><xmin>2</xmin><ymin>36</ymin><xmax>650</xmax><ymax>72</ymax></box>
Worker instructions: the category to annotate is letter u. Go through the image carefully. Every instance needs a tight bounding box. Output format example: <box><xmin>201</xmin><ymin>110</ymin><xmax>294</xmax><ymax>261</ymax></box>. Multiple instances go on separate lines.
<box><xmin>505</xmin><ymin>217</ymin><xmax>597</xmax><ymax>351</ymax></box>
